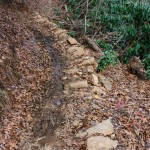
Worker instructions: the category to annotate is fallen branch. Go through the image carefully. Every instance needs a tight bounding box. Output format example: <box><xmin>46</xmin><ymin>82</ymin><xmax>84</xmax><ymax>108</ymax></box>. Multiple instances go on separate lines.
<box><xmin>83</xmin><ymin>36</ymin><xmax>103</xmax><ymax>56</ymax></box>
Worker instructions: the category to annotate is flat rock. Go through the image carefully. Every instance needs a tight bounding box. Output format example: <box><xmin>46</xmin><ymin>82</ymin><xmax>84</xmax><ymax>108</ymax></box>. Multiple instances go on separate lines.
<box><xmin>76</xmin><ymin>119</ymin><xmax>114</xmax><ymax>138</ymax></box>
<box><xmin>67</xmin><ymin>37</ymin><xmax>77</xmax><ymax>45</ymax></box>
<box><xmin>87</xmin><ymin>136</ymin><xmax>118</xmax><ymax>150</ymax></box>
<box><xmin>68</xmin><ymin>46</ymin><xmax>82</xmax><ymax>53</ymax></box>
<box><xmin>48</xmin><ymin>22</ymin><xmax>58</xmax><ymax>30</ymax></box>
<box><xmin>91</xmin><ymin>74</ymin><xmax>98</xmax><ymax>85</ymax></box>
<box><xmin>59</xmin><ymin>33</ymin><xmax>68</xmax><ymax>41</ymax></box>
<box><xmin>67</xmin><ymin>46</ymin><xmax>85</xmax><ymax>58</ymax></box>
<box><xmin>33</xmin><ymin>13</ymin><xmax>41</xmax><ymax>19</ymax></box>
<box><xmin>43</xmin><ymin>21</ymin><xmax>57</xmax><ymax>28</ymax></box>
<box><xmin>69</xmin><ymin>80</ymin><xmax>88</xmax><ymax>89</ymax></box>
<box><xmin>55</xmin><ymin>29</ymin><xmax>67</xmax><ymax>35</ymax></box>
<box><xmin>66</xmin><ymin>68</ymin><xmax>79</xmax><ymax>74</ymax></box>
<box><xmin>76</xmin><ymin>131</ymin><xmax>88</xmax><ymax>138</ymax></box>
<box><xmin>73</xmin><ymin>49</ymin><xmax>85</xmax><ymax>58</ymax></box>
<box><xmin>80</xmin><ymin>57</ymin><xmax>97</xmax><ymax>66</ymax></box>
<box><xmin>98</xmin><ymin>75</ymin><xmax>112</xmax><ymax>91</ymax></box>
<box><xmin>87</xmin><ymin>66</ymin><xmax>94</xmax><ymax>73</ymax></box>
<box><xmin>86</xmin><ymin>119</ymin><xmax>114</xmax><ymax>136</ymax></box>
<box><xmin>36</xmin><ymin>18</ymin><xmax>48</xmax><ymax>24</ymax></box>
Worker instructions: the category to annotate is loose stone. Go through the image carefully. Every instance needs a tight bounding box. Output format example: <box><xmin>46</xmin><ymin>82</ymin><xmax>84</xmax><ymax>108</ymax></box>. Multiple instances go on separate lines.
<box><xmin>87</xmin><ymin>66</ymin><xmax>94</xmax><ymax>73</ymax></box>
<box><xmin>91</xmin><ymin>74</ymin><xmax>98</xmax><ymax>85</ymax></box>
<box><xmin>98</xmin><ymin>74</ymin><xmax>112</xmax><ymax>91</ymax></box>
<box><xmin>69</xmin><ymin>80</ymin><xmax>88</xmax><ymax>89</ymax></box>
<box><xmin>67</xmin><ymin>37</ymin><xmax>77</xmax><ymax>45</ymax></box>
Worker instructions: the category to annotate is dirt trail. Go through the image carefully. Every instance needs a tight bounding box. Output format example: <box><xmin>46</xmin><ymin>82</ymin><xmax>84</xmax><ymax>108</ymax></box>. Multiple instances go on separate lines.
<box><xmin>32</xmin><ymin>29</ymin><xmax>65</xmax><ymax>141</ymax></box>
<box><xmin>17</xmin><ymin>11</ymin><xmax>67</xmax><ymax>150</ymax></box>
<box><xmin>0</xmin><ymin>1</ymin><xmax>66</xmax><ymax>149</ymax></box>
<box><xmin>19</xmin><ymin>30</ymin><xmax>66</xmax><ymax>149</ymax></box>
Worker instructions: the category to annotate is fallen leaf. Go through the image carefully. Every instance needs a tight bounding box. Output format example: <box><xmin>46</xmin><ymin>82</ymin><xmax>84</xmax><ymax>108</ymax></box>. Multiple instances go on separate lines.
<box><xmin>115</xmin><ymin>100</ymin><xmax>125</xmax><ymax>110</ymax></box>
<box><xmin>94</xmin><ymin>94</ymin><xmax>99</xmax><ymax>99</ymax></box>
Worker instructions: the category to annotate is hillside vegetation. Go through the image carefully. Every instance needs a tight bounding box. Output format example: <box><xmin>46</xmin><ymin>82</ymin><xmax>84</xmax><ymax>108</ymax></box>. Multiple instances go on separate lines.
<box><xmin>62</xmin><ymin>0</ymin><xmax>150</xmax><ymax>78</ymax></box>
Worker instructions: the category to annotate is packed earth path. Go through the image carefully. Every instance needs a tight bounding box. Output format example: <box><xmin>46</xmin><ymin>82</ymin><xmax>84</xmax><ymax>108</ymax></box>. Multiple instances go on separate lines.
<box><xmin>0</xmin><ymin>1</ymin><xmax>150</xmax><ymax>150</ymax></box>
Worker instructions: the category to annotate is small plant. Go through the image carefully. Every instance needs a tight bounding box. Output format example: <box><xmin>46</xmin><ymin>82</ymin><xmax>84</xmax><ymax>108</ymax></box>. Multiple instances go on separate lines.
<box><xmin>54</xmin><ymin>6</ymin><xmax>60</xmax><ymax>16</ymax></box>
<box><xmin>124</xmin><ymin>42</ymin><xmax>142</xmax><ymax>64</ymax></box>
<box><xmin>146</xmin><ymin>67</ymin><xmax>150</xmax><ymax>79</ymax></box>
<box><xmin>95</xmin><ymin>40</ymin><xmax>113</xmax><ymax>51</ymax></box>
<box><xmin>0</xmin><ymin>90</ymin><xmax>6</xmax><ymax>95</ymax></box>
<box><xmin>57</xmin><ymin>21</ymin><xmax>65</xmax><ymax>28</ymax></box>
<box><xmin>143</xmin><ymin>54</ymin><xmax>150</xmax><ymax>69</ymax></box>
<box><xmin>143</xmin><ymin>54</ymin><xmax>150</xmax><ymax>79</ymax></box>
<box><xmin>97</xmin><ymin>50</ymin><xmax>119</xmax><ymax>71</ymax></box>
<box><xmin>69</xmin><ymin>31</ymin><xmax>77</xmax><ymax>38</ymax></box>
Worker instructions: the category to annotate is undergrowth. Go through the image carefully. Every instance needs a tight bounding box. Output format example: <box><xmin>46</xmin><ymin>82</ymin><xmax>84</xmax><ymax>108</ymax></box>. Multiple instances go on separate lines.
<box><xmin>63</xmin><ymin>0</ymin><xmax>150</xmax><ymax>78</ymax></box>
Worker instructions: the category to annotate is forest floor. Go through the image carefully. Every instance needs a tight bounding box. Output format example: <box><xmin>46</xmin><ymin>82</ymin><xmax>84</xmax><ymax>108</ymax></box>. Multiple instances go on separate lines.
<box><xmin>0</xmin><ymin>0</ymin><xmax>150</xmax><ymax>150</ymax></box>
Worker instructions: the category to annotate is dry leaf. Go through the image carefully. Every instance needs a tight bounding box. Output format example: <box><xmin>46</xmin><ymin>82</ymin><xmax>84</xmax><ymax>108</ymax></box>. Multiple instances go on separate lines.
<box><xmin>94</xmin><ymin>94</ymin><xmax>99</xmax><ymax>99</ymax></box>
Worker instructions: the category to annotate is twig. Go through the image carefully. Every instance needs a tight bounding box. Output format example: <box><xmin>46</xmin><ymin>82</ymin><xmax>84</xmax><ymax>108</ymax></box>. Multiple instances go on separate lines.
<box><xmin>64</xmin><ymin>4</ymin><xmax>76</xmax><ymax>29</ymax></box>
<box><xmin>71</xmin><ymin>0</ymin><xmax>86</xmax><ymax>12</ymax></box>
<box><xmin>92</xmin><ymin>0</ymin><xmax>101</xmax><ymax>39</ymax></box>
<box><xmin>84</xmin><ymin>0</ymin><xmax>89</xmax><ymax>35</ymax></box>
<box><xmin>92</xmin><ymin>24</ymin><xmax>102</xmax><ymax>40</ymax></box>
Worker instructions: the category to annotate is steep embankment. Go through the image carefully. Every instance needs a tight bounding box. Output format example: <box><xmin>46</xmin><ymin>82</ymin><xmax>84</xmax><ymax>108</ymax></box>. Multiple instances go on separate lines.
<box><xmin>0</xmin><ymin>4</ymin><xmax>58</xmax><ymax>150</ymax></box>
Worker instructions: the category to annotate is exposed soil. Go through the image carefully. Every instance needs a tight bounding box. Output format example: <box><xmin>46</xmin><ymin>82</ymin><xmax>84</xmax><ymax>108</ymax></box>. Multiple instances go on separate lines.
<box><xmin>31</xmin><ymin>29</ymin><xmax>65</xmax><ymax>136</ymax></box>
<box><xmin>0</xmin><ymin>1</ymin><xmax>66</xmax><ymax>149</ymax></box>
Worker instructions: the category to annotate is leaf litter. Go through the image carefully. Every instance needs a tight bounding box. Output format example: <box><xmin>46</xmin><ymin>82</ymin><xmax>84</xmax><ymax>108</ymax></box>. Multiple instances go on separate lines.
<box><xmin>0</xmin><ymin>1</ymin><xmax>150</xmax><ymax>150</ymax></box>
